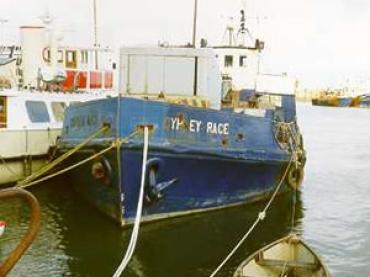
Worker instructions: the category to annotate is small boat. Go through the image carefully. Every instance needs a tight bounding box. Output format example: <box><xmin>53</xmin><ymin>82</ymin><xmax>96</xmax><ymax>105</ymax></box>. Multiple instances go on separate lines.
<box><xmin>351</xmin><ymin>94</ymin><xmax>370</xmax><ymax>108</ymax></box>
<box><xmin>311</xmin><ymin>91</ymin><xmax>353</xmax><ymax>107</ymax></box>
<box><xmin>234</xmin><ymin>234</ymin><xmax>332</xmax><ymax>277</ymax></box>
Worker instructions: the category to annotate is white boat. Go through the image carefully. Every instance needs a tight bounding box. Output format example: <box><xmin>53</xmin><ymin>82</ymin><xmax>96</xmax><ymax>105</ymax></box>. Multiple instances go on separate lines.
<box><xmin>0</xmin><ymin>22</ymin><xmax>116</xmax><ymax>186</ymax></box>
<box><xmin>211</xmin><ymin>10</ymin><xmax>296</xmax><ymax>98</ymax></box>
<box><xmin>233</xmin><ymin>234</ymin><xmax>332</xmax><ymax>277</ymax></box>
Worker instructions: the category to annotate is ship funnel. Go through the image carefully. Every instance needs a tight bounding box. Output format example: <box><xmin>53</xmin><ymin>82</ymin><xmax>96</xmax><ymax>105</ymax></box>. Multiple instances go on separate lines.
<box><xmin>20</xmin><ymin>26</ymin><xmax>46</xmax><ymax>88</ymax></box>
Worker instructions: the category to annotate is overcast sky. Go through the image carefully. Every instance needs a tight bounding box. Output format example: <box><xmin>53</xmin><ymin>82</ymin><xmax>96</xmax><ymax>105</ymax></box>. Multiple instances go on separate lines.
<box><xmin>1</xmin><ymin>0</ymin><xmax>370</xmax><ymax>88</ymax></box>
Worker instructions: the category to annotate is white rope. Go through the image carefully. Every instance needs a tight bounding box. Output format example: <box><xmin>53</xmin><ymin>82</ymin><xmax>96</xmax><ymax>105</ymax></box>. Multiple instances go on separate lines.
<box><xmin>209</xmin><ymin>154</ymin><xmax>294</xmax><ymax>277</ymax></box>
<box><xmin>112</xmin><ymin>126</ymin><xmax>149</xmax><ymax>277</ymax></box>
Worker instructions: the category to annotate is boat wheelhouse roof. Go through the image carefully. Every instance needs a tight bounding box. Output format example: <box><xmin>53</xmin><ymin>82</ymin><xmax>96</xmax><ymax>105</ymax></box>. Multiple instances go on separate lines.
<box><xmin>212</xmin><ymin>45</ymin><xmax>260</xmax><ymax>50</ymax></box>
<box><xmin>120</xmin><ymin>46</ymin><xmax>216</xmax><ymax>58</ymax></box>
<box><xmin>57</xmin><ymin>45</ymin><xmax>113</xmax><ymax>53</ymax></box>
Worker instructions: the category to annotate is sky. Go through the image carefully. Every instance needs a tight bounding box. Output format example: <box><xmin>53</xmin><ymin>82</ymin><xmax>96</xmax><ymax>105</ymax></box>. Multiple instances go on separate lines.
<box><xmin>1</xmin><ymin>0</ymin><xmax>370</xmax><ymax>89</ymax></box>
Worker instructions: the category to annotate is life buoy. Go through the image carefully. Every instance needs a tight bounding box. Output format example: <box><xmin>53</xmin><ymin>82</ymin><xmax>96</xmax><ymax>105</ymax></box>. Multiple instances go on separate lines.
<box><xmin>287</xmin><ymin>164</ymin><xmax>304</xmax><ymax>190</ymax></box>
<box><xmin>42</xmin><ymin>47</ymin><xmax>50</xmax><ymax>63</ymax></box>
<box><xmin>91</xmin><ymin>156</ymin><xmax>112</xmax><ymax>185</ymax></box>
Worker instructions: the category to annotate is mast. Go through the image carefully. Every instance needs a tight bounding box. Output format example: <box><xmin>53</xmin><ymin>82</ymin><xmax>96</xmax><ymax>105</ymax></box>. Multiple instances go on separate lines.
<box><xmin>192</xmin><ymin>0</ymin><xmax>198</xmax><ymax>96</ymax></box>
<box><xmin>192</xmin><ymin>0</ymin><xmax>198</xmax><ymax>47</ymax></box>
<box><xmin>93</xmin><ymin>0</ymin><xmax>99</xmax><ymax>69</ymax></box>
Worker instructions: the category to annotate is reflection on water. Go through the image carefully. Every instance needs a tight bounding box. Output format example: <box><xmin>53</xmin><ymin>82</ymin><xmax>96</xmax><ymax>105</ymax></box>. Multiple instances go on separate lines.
<box><xmin>1</xmin><ymin>104</ymin><xmax>370</xmax><ymax>276</ymax></box>
<box><xmin>0</xmin><ymin>182</ymin><xmax>301</xmax><ymax>277</ymax></box>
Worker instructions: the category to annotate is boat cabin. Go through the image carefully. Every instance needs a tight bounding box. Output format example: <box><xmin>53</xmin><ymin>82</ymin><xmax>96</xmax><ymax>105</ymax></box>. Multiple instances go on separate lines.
<box><xmin>119</xmin><ymin>46</ymin><xmax>222</xmax><ymax>109</ymax></box>
<box><xmin>119</xmin><ymin>45</ymin><xmax>296</xmax><ymax>122</ymax></box>
<box><xmin>0</xmin><ymin>26</ymin><xmax>116</xmax><ymax>93</ymax></box>
<box><xmin>41</xmin><ymin>46</ymin><xmax>114</xmax><ymax>91</ymax></box>
<box><xmin>0</xmin><ymin>91</ymin><xmax>98</xmax><ymax>130</ymax></box>
<box><xmin>213</xmin><ymin>40</ymin><xmax>264</xmax><ymax>92</ymax></box>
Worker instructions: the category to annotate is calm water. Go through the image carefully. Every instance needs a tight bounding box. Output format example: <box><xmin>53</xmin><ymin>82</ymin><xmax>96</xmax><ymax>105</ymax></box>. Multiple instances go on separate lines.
<box><xmin>1</xmin><ymin>104</ymin><xmax>370</xmax><ymax>276</ymax></box>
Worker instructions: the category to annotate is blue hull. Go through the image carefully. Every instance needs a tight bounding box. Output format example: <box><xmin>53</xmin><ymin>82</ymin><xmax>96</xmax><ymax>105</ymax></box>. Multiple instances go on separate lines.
<box><xmin>120</xmin><ymin>148</ymin><xmax>287</xmax><ymax>221</ymax></box>
<box><xmin>359</xmin><ymin>95</ymin><xmax>370</xmax><ymax>108</ymax></box>
<box><xmin>61</xmin><ymin>97</ymin><xmax>303</xmax><ymax>225</ymax></box>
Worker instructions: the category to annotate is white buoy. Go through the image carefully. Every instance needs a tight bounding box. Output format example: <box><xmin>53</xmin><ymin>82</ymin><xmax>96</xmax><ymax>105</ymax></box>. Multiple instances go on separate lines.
<box><xmin>0</xmin><ymin>221</ymin><xmax>6</xmax><ymax>237</ymax></box>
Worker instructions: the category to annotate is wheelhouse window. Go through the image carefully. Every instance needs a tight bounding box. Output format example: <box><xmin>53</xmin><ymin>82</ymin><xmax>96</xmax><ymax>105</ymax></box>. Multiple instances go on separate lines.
<box><xmin>66</xmin><ymin>50</ymin><xmax>77</xmax><ymax>68</ymax></box>
<box><xmin>25</xmin><ymin>101</ymin><xmax>50</xmax><ymax>123</ymax></box>
<box><xmin>51</xmin><ymin>102</ymin><xmax>67</xmax><ymax>122</ymax></box>
<box><xmin>58</xmin><ymin>50</ymin><xmax>64</xmax><ymax>63</ymax></box>
<box><xmin>239</xmin><ymin>55</ymin><xmax>247</xmax><ymax>67</ymax></box>
<box><xmin>224</xmin><ymin>55</ymin><xmax>233</xmax><ymax>67</ymax></box>
<box><xmin>81</xmin><ymin>50</ymin><xmax>89</xmax><ymax>64</ymax></box>
<box><xmin>0</xmin><ymin>96</ymin><xmax>7</xmax><ymax>128</ymax></box>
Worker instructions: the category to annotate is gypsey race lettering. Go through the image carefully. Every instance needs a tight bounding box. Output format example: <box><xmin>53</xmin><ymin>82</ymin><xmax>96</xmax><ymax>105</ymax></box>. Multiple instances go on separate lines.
<box><xmin>169</xmin><ymin>117</ymin><xmax>229</xmax><ymax>135</ymax></box>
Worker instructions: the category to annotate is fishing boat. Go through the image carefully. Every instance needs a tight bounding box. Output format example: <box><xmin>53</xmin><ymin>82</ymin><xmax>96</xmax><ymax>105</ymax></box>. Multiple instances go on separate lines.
<box><xmin>57</xmin><ymin>6</ymin><xmax>306</xmax><ymax>226</ymax></box>
<box><xmin>350</xmin><ymin>93</ymin><xmax>370</xmax><ymax>108</ymax></box>
<box><xmin>311</xmin><ymin>91</ymin><xmax>353</xmax><ymax>107</ymax></box>
<box><xmin>233</xmin><ymin>234</ymin><xmax>332</xmax><ymax>277</ymax></box>
<box><xmin>0</xmin><ymin>19</ymin><xmax>116</xmax><ymax>186</ymax></box>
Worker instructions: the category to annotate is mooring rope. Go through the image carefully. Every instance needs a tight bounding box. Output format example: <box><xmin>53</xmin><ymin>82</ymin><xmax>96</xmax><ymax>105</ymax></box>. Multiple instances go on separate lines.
<box><xmin>16</xmin><ymin>129</ymin><xmax>138</xmax><ymax>189</ymax></box>
<box><xmin>209</xmin><ymin>153</ymin><xmax>295</xmax><ymax>277</ymax></box>
<box><xmin>112</xmin><ymin>126</ymin><xmax>149</xmax><ymax>277</ymax></box>
<box><xmin>209</xmin><ymin>122</ymin><xmax>302</xmax><ymax>277</ymax></box>
<box><xmin>17</xmin><ymin>125</ymin><xmax>109</xmax><ymax>186</ymax></box>
<box><xmin>17</xmin><ymin>142</ymin><xmax>116</xmax><ymax>189</ymax></box>
<box><xmin>279</xmin><ymin>126</ymin><xmax>301</xmax><ymax>277</ymax></box>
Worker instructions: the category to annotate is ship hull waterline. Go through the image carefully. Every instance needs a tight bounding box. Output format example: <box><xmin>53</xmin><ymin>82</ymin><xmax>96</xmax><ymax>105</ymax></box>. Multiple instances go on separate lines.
<box><xmin>66</xmin><ymin>145</ymin><xmax>293</xmax><ymax>227</ymax></box>
<box><xmin>59</xmin><ymin>96</ymin><xmax>303</xmax><ymax>227</ymax></box>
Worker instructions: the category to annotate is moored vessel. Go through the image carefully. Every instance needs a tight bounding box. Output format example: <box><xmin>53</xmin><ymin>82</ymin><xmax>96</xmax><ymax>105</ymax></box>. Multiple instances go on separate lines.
<box><xmin>0</xmin><ymin>18</ymin><xmax>116</xmax><ymax>186</ymax></box>
<box><xmin>57</xmin><ymin>10</ymin><xmax>306</xmax><ymax>225</ymax></box>
<box><xmin>311</xmin><ymin>91</ymin><xmax>354</xmax><ymax>107</ymax></box>
<box><xmin>350</xmin><ymin>93</ymin><xmax>370</xmax><ymax>108</ymax></box>
<box><xmin>233</xmin><ymin>234</ymin><xmax>332</xmax><ymax>277</ymax></box>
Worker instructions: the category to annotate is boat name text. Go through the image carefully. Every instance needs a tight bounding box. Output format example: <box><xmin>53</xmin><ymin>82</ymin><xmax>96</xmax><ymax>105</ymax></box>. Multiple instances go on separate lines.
<box><xmin>169</xmin><ymin>117</ymin><xmax>229</xmax><ymax>135</ymax></box>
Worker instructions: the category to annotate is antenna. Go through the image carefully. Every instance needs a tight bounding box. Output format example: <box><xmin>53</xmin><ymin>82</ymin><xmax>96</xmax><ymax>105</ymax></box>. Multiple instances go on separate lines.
<box><xmin>192</xmin><ymin>0</ymin><xmax>198</xmax><ymax>47</ymax></box>
<box><xmin>237</xmin><ymin>4</ymin><xmax>253</xmax><ymax>46</ymax></box>
<box><xmin>39</xmin><ymin>6</ymin><xmax>55</xmax><ymax>27</ymax></box>
<box><xmin>220</xmin><ymin>16</ymin><xmax>236</xmax><ymax>46</ymax></box>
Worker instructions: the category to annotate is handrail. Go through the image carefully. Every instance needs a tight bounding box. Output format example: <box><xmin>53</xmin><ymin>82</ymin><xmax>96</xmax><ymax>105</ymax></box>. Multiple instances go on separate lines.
<box><xmin>0</xmin><ymin>188</ymin><xmax>41</xmax><ymax>277</ymax></box>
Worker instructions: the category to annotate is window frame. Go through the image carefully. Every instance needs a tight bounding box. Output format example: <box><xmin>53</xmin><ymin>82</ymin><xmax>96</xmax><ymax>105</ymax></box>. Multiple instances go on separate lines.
<box><xmin>0</xmin><ymin>96</ymin><xmax>7</xmax><ymax>128</ymax></box>
<box><xmin>25</xmin><ymin>100</ymin><xmax>50</xmax><ymax>123</ymax></box>
<box><xmin>51</xmin><ymin>101</ymin><xmax>67</xmax><ymax>122</ymax></box>
<box><xmin>239</xmin><ymin>55</ymin><xmax>247</xmax><ymax>67</ymax></box>
<box><xmin>224</xmin><ymin>55</ymin><xmax>234</xmax><ymax>68</ymax></box>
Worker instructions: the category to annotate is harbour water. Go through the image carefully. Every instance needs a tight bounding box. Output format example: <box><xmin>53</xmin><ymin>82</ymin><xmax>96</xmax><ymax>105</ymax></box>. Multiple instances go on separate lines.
<box><xmin>1</xmin><ymin>103</ymin><xmax>370</xmax><ymax>276</ymax></box>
